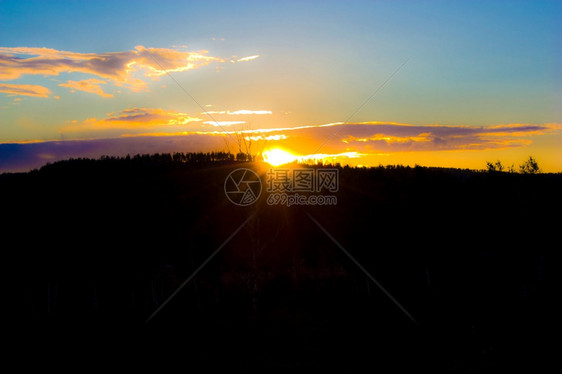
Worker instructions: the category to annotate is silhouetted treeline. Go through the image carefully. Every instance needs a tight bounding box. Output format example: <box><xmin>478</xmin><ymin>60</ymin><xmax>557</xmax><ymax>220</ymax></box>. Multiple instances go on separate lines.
<box><xmin>2</xmin><ymin>155</ymin><xmax>559</xmax><ymax>371</ymax></box>
<box><xmin>33</xmin><ymin>151</ymin><xmax>255</xmax><ymax>172</ymax></box>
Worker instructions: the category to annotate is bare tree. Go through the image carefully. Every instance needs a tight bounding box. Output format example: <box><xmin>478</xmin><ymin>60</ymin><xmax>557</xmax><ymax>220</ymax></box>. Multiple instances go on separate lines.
<box><xmin>486</xmin><ymin>160</ymin><xmax>504</xmax><ymax>173</ymax></box>
<box><xmin>519</xmin><ymin>156</ymin><xmax>540</xmax><ymax>174</ymax></box>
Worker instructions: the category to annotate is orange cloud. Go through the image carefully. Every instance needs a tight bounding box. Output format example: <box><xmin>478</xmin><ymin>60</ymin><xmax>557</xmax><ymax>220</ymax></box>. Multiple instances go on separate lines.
<box><xmin>0</xmin><ymin>46</ymin><xmax>224</xmax><ymax>92</ymax></box>
<box><xmin>59</xmin><ymin>108</ymin><xmax>561</xmax><ymax>157</ymax></box>
<box><xmin>174</xmin><ymin>121</ymin><xmax>558</xmax><ymax>155</ymax></box>
<box><xmin>59</xmin><ymin>78</ymin><xmax>114</xmax><ymax>98</ymax></box>
<box><xmin>286</xmin><ymin>122</ymin><xmax>561</xmax><ymax>153</ymax></box>
<box><xmin>0</xmin><ymin>83</ymin><xmax>51</xmax><ymax>97</ymax></box>
<box><xmin>64</xmin><ymin>107</ymin><xmax>202</xmax><ymax>132</ymax></box>
<box><xmin>4</xmin><ymin>120</ymin><xmax>560</xmax><ymax>172</ymax></box>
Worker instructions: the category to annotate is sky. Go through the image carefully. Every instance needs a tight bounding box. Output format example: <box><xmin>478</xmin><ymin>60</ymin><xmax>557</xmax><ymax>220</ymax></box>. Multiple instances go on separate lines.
<box><xmin>1</xmin><ymin>0</ymin><xmax>561</xmax><ymax>172</ymax></box>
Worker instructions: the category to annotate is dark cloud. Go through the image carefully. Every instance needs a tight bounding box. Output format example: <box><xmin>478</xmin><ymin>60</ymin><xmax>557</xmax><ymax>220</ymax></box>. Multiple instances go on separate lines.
<box><xmin>262</xmin><ymin>122</ymin><xmax>558</xmax><ymax>154</ymax></box>
<box><xmin>0</xmin><ymin>135</ymin><xmax>225</xmax><ymax>173</ymax></box>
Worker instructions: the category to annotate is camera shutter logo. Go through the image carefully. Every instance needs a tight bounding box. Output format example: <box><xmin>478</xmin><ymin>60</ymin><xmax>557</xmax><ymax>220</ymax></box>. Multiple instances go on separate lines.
<box><xmin>224</xmin><ymin>168</ymin><xmax>262</xmax><ymax>206</ymax></box>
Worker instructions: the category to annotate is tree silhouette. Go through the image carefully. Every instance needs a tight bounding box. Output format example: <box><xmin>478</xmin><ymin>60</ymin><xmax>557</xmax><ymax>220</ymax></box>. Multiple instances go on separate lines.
<box><xmin>2</xmin><ymin>150</ymin><xmax>560</xmax><ymax>371</ymax></box>
<box><xmin>487</xmin><ymin>157</ymin><xmax>541</xmax><ymax>174</ymax></box>
<box><xmin>519</xmin><ymin>156</ymin><xmax>540</xmax><ymax>174</ymax></box>
<box><xmin>486</xmin><ymin>160</ymin><xmax>504</xmax><ymax>173</ymax></box>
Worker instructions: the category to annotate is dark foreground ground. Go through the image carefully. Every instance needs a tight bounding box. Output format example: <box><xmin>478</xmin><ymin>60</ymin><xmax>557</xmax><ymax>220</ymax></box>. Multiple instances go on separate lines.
<box><xmin>2</xmin><ymin>155</ymin><xmax>559</xmax><ymax>372</ymax></box>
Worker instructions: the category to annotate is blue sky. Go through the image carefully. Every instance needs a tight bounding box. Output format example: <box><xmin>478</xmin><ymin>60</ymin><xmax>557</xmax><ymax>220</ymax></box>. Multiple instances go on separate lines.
<box><xmin>1</xmin><ymin>0</ymin><xmax>560</xmax><ymax>171</ymax></box>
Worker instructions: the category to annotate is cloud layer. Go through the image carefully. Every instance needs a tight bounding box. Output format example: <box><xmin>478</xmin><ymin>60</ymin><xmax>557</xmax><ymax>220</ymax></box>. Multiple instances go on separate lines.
<box><xmin>59</xmin><ymin>78</ymin><xmax>114</xmax><ymax>98</ymax></box>
<box><xmin>241</xmin><ymin>122</ymin><xmax>560</xmax><ymax>154</ymax></box>
<box><xmin>62</xmin><ymin>107</ymin><xmax>276</xmax><ymax>134</ymax></box>
<box><xmin>63</xmin><ymin>107</ymin><xmax>203</xmax><ymax>132</ymax></box>
<box><xmin>61</xmin><ymin>114</ymin><xmax>561</xmax><ymax>154</ymax></box>
<box><xmin>0</xmin><ymin>83</ymin><xmax>51</xmax><ymax>97</ymax></box>
<box><xmin>2</xmin><ymin>119</ymin><xmax>559</xmax><ymax>173</ymax></box>
<box><xmin>0</xmin><ymin>45</ymin><xmax>257</xmax><ymax>97</ymax></box>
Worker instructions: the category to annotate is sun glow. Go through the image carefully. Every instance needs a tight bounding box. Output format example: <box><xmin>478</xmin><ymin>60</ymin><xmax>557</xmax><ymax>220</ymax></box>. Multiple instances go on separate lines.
<box><xmin>263</xmin><ymin>148</ymin><xmax>363</xmax><ymax>167</ymax></box>
<box><xmin>262</xmin><ymin>148</ymin><xmax>298</xmax><ymax>166</ymax></box>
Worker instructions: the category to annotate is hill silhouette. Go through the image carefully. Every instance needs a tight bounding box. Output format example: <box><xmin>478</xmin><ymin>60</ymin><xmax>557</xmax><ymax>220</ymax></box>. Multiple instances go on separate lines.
<box><xmin>2</xmin><ymin>152</ymin><xmax>559</xmax><ymax>371</ymax></box>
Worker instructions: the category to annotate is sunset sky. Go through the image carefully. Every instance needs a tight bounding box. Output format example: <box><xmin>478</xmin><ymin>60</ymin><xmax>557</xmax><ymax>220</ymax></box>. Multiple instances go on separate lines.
<box><xmin>1</xmin><ymin>0</ymin><xmax>560</xmax><ymax>172</ymax></box>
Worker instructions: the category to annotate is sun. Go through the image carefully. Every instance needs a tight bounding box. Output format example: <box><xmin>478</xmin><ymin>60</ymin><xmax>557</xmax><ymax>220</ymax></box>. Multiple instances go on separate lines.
<box><xmin>262</xmin><ymin>148</ymin><xmax>298</xmax><ymax>167</ymax></box>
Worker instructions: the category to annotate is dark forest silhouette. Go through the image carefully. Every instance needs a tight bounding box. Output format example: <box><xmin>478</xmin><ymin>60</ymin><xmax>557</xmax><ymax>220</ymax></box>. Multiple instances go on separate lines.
<box><xmin>2</xmin><ymin>152</ymin><xmax>559</xmax><ymax>371</ymax></box>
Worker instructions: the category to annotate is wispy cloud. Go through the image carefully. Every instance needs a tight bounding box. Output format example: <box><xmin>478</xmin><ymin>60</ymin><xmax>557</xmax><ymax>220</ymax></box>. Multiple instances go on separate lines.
<box><xmin>228</xmin><ymin>109</ymin><xmax>271</xmax><ymax>115</ymax></box>
<box><xmin>236</xmin><ymin>55</ymin><xmax>260</xmax><ymax>62</ymax></box>
<box><xmin>60</xmin><ymin>111</ymin><xmax>560</xmax><ymax>153</ymax></box>
<box><xmin>63</xmin><ymin>107</ymin><xmax>202</xmax><ymax>132</ymax></box>
<box><xmin>244</xmin><ymin>134</ymin><xmax>287</xmax><ymax>141</ymax></box>
<box><xmin>0</xmin><ymin>83</ymin><xmax>51</xmax><ymax>98</ymax></box>
<box><xmin>59</xmin><ymin>78</ymin><xmax>114</xmax><ymax>98</ymax></box>
<box><xmin>202</xmin><ymin>109</ymin><xmax>272</xmax><ymax>115</ymax></box>
<box><xmin>203</xmin><ymin>121</ymin><xmax>246</xmax><ymax>127</ymax></box>
<box><xmin>0</xmin><ymin>45</ymin><xmax>224</xmax><ymax>93</ymax></box>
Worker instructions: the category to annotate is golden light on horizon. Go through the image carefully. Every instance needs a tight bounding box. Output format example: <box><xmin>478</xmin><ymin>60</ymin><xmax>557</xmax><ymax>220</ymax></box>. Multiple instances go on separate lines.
<box><xmin>262</xmin><ymin>148</ymin><xmax>298</xmax><ymax>167</ymax></box>
<box><xmin>263</xmin><ymin>148</ymin><xmax>364</xmax><ymax>167</ymax></box>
